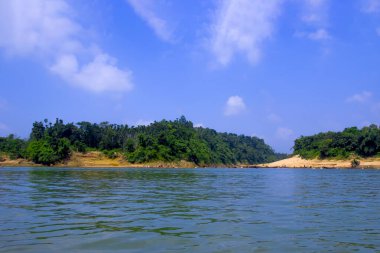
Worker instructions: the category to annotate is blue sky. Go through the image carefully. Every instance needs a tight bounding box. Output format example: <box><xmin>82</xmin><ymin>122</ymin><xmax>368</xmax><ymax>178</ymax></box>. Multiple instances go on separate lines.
<box><xmin>0</xmin><ymin>0</ymin><xmax>379</xmax><ymax>153</ymax></box>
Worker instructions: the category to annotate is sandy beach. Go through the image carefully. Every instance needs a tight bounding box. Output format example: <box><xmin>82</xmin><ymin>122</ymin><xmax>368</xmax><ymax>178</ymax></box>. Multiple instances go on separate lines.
<box><xmin>256</xmin><ymin>155</ymin><xmax>380</xmax><ymax>169</ymax></box>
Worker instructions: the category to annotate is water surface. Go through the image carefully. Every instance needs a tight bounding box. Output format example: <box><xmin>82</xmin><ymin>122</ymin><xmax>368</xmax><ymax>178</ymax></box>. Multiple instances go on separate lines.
<box><xmin>0</xmin><ymin>167</ymin><xmax>379</xmax><ymax>252</ymax></box>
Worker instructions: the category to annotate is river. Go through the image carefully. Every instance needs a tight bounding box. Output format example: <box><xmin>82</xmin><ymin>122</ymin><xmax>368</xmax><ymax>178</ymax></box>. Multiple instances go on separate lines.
<box><xmin>0</xmin><ymin>167</ymin><xmax>379</xmax><ymax>252</ymax></box>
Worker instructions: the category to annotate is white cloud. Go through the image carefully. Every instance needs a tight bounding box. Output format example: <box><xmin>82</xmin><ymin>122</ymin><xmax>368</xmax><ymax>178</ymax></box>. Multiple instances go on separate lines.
<box><xmin>194</xmin><ymin>123</ymin><xmax>204</xmax><ymax>128</ymax></box>
<box><xmin>276</xmin><ymin>127</ymin><xmax>294</xmax><ymax>140</ymax></box>
<box><xmin>51</xmin><ymin>53</ymin><xmax>133</xmax><ymax>92</ymax></box>
<box><xmin>209</xmin><ymin>0</ymin><xmax>282</xmax><ymax>66</ymax></box>
<box><xmin>126</xmin><ymin>0</ymin><xmax>174</xmax><ymax>42</ymax></box>
<box><xmin>301</xmin><ymin>0</ymin><xmax>328</xmax><ymax>25</ymax></box>
<box><xmin>0</xmin><ymin>0</ymin><xmax>80</xmax><ymax>56</ymax></box>
<box><xmin>267</xmin><ymin>113</ymin><xmax>282</xmax><ymax>123</ymax></box>
<box><xmin>362</xmin><ymin>0</ymin><xmax>380</xmax><ymax>13</ymax></box>
<box><xmin>297</xmin><ymin>0</ymin><xmax>331</xmax><ymax>42</ymax></box>
<box><xmin>294</xmin><ymin>29</ymin><xmax>330</xmax><ymax>41</ymax></box>
<box><xmin>0</xmin><ymin>0</ymin><xmax>134</xmax><ymax>93</ymax></box>
<box><xmin>346</xmin><ymin>91</ymin><xmax>373</xmax><ymax>103</ymax></box>
<box><xmin>135</xmin><ymin>119</ymin><xmax>153</xmax><ymax>126</ymax></box>
<box><xmin>307</xmin><ymin>28</ymin><xmax>331</xmax><ymax>41</ymax></box>
<box><xmin>224</xmin><ymin>96</ymin><xmax>246</xmax><ymax>116</ymax></box>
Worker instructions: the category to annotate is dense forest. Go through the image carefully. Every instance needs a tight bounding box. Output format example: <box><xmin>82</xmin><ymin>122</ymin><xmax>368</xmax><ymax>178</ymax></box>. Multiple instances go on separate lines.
<box><xmin>0</xmin><ymin>116</ymin><xmax>285</xmax><ymax>166</ymax></box>
<box><xmin>293</xmin><ymin>125</ymin><xmax>380</xmax><ymax>159</ymax></box>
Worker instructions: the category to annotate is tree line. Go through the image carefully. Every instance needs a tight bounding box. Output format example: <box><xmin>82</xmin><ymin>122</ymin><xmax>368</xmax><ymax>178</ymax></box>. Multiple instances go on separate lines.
<box><xmin>0</xmin><ymin>116</ymin><xmax>285</xmax><ymax>166</ymax></box>
<box><xmin>293</xmin><ymin>124</ymin><xmax>380</xmax><ymax>159</ymax></box>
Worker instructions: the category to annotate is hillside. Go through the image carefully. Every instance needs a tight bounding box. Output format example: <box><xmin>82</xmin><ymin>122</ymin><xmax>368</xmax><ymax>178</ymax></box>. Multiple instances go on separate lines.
<box><xmin>293</xmin><ymin>125</ymin><xmax>380</xmax><ymax>159</ymax></box>
<box><xmin>0</xmin><ymin>116</ymin><xmax>285</xmax><ymax>167</ymax></box>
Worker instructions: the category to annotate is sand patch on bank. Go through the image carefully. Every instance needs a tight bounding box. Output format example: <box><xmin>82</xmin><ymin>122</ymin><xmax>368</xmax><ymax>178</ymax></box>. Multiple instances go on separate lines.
<box><xmin>2</xmin><ymin>152</ymin><xmax>379</xmax><ymax>169</ymax></box>
<box><xmin>61</xmin><ymin>152</ymin><xmax>196</xmax><ymax>168</ymax></box>
<box><xmin>0</xmin><ymin>151</ymin><xmax>196</xmax><ymax>168</ymax></box>
<box><xmin>257</xmin><ymin>155</ymin><xmax>380</xmax><ymax>169</ymax></box>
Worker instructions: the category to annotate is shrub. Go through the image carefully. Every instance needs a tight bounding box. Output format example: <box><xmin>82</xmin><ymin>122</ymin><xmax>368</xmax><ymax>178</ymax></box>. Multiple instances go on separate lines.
<box><xmin>103</xmin><ymin>150</ymin><xmax>118</xmax><ymax>159</ymax></box>
<box><xmin>351</xmin><ymin>159</ymin><xmax>360</xmax><ymax>168</ymax></box>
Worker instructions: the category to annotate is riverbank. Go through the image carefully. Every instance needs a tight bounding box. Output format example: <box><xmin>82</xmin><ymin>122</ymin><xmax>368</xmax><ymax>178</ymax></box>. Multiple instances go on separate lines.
<box><xmin>0</xmin><ymin>151</ymin><xmax>197</xmax><ymax>168</ymax></box>
<box><xmin>255</xmin><ymin>155</ymin><xmax>380</xmax><ymax>169</ymax></box>
<box><xmin>2</xmin><ymin>152</ymin><xmax>380</xmax><ymax>169</ymax></box>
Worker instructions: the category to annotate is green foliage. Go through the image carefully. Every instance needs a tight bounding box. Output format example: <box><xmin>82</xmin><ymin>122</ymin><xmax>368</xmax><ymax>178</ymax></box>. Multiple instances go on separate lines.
<box><xmin>0</xmin><ymin>135</ymin><xmax>27</xmax><ymax>159</ymax></box>
<box><xmin>26</xmin><ymin>137</ymin><xmax>71</xmax><ymax>166</ymax></box>
<box><xmin>73</xmin><ymin>140</ymin><xmax>86</xmax><ymax>153</ymax></box>
<box><xmin>2</xmin><ymin>116</ymin><xmax>283</xmax><ymax>166</ymax></box>
<box><xmin>121</xmin><ymin>117</ymin><xmax>279</xmax><ymax>165</ymax></box>
<box><xmin>27</xmin><ymin>139</ymin><xmax>58</xmax><ymax>165</ymax></box>
<box><xmin>30</xmin><ymin>121</ymin><xmax>45</xmax><ymax>140</ymax></box>
<box><xmin>56</xmin><ymin>138</ymin><xmax>71</xmax><ymax>160</ymax></box>
<box><xmin>103</xmin><ymin>149</ymin><xmax>119</xmax><ymax>159</ymax></box>
<box><xmin>24</xmin><ymin>119</ymin><xmax>73</xmax><ymax>165</ymax></box>
<box><xmin>188</xmin><ymin>139</ymin><xmax>211</xmax><ymax>165</ymax></box>
<box><xmin>294</xmin><ymin>125</ymin><xmax>380</xmax><ymax>159</ymax></box>
<box><xmin>125</xmin><ymin>138</ymin><xmax>135</xmax><ymax>153</ymax></box>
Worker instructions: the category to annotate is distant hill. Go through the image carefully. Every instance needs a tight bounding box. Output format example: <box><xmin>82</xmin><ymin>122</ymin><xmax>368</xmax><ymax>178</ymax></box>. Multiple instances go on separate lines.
<box><xmin>0</xmin><ymin>116</ymin><xmax>285</xmax><ymax>166</ymax></box>
<box><xmin>293</xmin><ymin>125</ymin><xmax>380</xmax><ymax>159</ymax></box>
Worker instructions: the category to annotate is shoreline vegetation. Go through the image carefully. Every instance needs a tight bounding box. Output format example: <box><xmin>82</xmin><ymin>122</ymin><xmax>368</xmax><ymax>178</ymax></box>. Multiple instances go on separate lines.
<box><xmin>0</xmin><ymin>117</ymin><xmax>285</xmax><ymax>168</ymax></box>
<box><xmin>1</xmin><ymin>117</ymin><xmax>379</xmax><ymax>169</ymax></box>
<box><xmin>0</xmin><ymin>151</ymin><xmax>197</xmax><ymax>168</ymax></box>
<box><xmin>1</xmin><ymin>152</ymin><xmax>380</xmax><ymax>169</ymax></box>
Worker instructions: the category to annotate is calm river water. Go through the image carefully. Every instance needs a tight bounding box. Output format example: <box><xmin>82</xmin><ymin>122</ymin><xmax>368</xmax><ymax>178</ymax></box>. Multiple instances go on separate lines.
<box><xmin>0</xmin><ymin>167</ymin><xmax>379</xmax><ymax>252</ymax></box>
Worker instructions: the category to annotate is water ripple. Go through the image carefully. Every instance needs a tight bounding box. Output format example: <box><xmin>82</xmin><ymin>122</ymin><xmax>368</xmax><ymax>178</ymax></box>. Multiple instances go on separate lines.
<box><xmin>0</xmin><ymin>167</ymin><xmax>379</xmax><ymax>252</ymax></box>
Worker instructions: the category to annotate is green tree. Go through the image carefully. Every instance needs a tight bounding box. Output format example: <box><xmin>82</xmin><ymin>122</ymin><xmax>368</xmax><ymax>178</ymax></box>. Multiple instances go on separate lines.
<box><xmin>27</xmin><ymin>140</ymin><xmax>57</xmax><ymax>166</ymax></box>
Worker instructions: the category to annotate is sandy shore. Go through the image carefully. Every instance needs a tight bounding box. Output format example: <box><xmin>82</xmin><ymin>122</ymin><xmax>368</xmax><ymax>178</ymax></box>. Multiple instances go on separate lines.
<box><xmin>63</xmin><ymin>152</ymin><xmax>197</xmax><ymax>168</ymax></box>
<box><xmin>1</xmin><ymin>152</ymin><xmax>380</xmax><ymax>169</ymax></box>
<box><xmin>0</xmin><ymin>151</ymin><xmax>197</xmax><ymax>168</ymax></box>
<box><xmin>256</xmin><ymin>155</ymin><xmax>380</xmax><ymax>169</ymax></box>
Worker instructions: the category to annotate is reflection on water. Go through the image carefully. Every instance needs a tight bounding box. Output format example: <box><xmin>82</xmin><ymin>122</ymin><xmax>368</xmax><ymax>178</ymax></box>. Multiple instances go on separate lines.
<box><xmin>0</xmin><ymin>167</ymin><xmax>379</xmax><ymax>252</ymax></box>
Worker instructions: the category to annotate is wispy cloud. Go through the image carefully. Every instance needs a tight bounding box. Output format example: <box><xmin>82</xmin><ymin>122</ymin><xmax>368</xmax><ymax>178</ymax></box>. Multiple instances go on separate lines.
<box><xmin>209</xmin><ymin>0</ymin><xmax>283</xmax><ymax>66</ymax></box>
<box><xmin>347</xmin><ymin>91</ymin><xmax>380</xmax><ymax>122</ymax></box>
<box><xmin>362</xmin><ymin>0</ymin><xmax>380</xmax><ymax>13</ymax></box>
<box><xmin>307</xmin><ymin>28</ymin><xmax>331</xmax><ymax>41</ymax></box>
<box><xmin>276</xmin><ymin>127</ymin><xmax>294</xmax><ymax>140</ymax></box>
<box><xmin>295</xmin><ymin>28</ymin><xmax>331</xmax><ymax>41</ymax></box>
<box><xmin>0</xmin><ymin>0</ymin><xmax>133</xmax><ymax>93</ymax></box>
<box><xmin>135</xmin><ymin>119</ymin><xmax>154</xmax><ymax>126</ymax></box>
<box><xmin>361</xmin><ymin>0</ymin><xmax>380</xmax><ymax>35</ymax></box>
<box><xmin>0</xmin><ymin>0</ymin><xmax>80</xmax><ymax>56</ymax></box>
<box><xmin>297</xmin><ymin>0</ymin><xmax>331</xmax><ymax>42</ymax></box>
<box><xmin>301</xmin><ymin>0</ymin><xmax>329</xmax><ymax>24</ymax></box>
<box><xmin>346</xmin><ymin>91</ymin><xmax>373</xmax><ymax>103</ymax></box>
<box><xmin>126</xmin><ymin>0</ymin><xmax>174</xmax><ymax>42</ymax></box>
<box><xmin>267</xmin><ymin>113</ymin><xmax>282</xmax><ymax>123</ymax></box>
<box><xmin>224</xmin><ymin>96</ymin><xmax>246</xmax><ymax>116</ymax></box>
<box><xmin>194</xmin><ymin>123</ymin><xmax>204</xmax><ymax>128</ymax></box>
